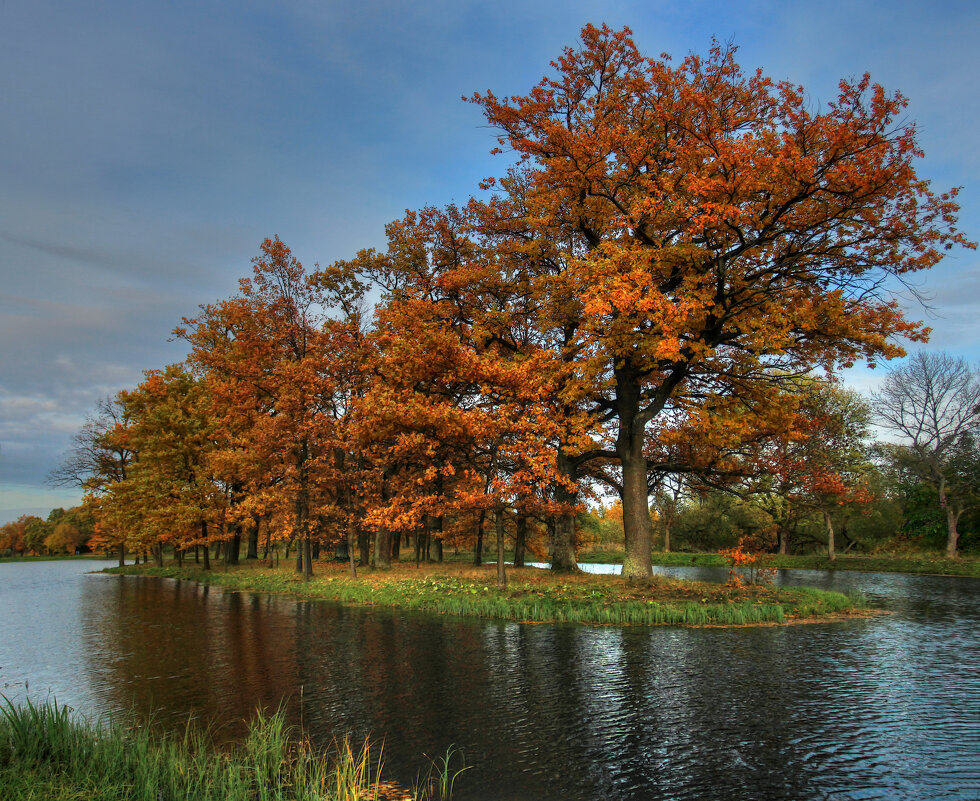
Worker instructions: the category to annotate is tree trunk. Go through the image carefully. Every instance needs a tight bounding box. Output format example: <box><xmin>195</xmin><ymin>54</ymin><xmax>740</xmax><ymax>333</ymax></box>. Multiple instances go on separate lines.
<box><xmin>374</xmin><ymin>527</ymin><xmax>392</xmax><ymax>568</ymax></box>
<box><xmin>358</xmin><ymin>530</ymin><xmax>370</xmax><ymax>566</ymax></box>
<box><xmin>117</xmin><ymin>542</ymin><xmax>125</xmax><ymax>567</ymax></box>
<box><xmin>246</xmin><ymin>517</ymin><xmax>259</xmax><ymax>559</ymax></box>
<box><xmin>823</xmin><ymin>509</ymin><xmax>836</xmax><ymax>561</ymax></box>
<box><xmin>514</xmin><ymin>514</ymin><xmax>527</xmax><ymax>567</ymax></box>
<box><xmin>496</xmin><ymin>506</ymin><xmax>507</xmax><ymax>589</ymax></box>
<box><xmin>348</xmin><ymin>524</ymin><xmax>357</xmax><ymax>578</ymax></box>
<box><xmin>663</xmin><ymin>522</ymin><xmax>671</xmax><ymax>553</ymax></box>
<box><xmin>616</xmin><ymin>363</ymin><xmax>661</xmax><ymax>579</ymax></box>
<box><xmin>225</xmin><ymin>530</ymin><xmax>240</xmax><ymax>566</ymax></box>
<box><xmin>946</xmin><ymin>507</ymin><xmax>961</xmax><ymax>558</ymax></box>
<box><xmin>153</xmin><ymin>543</ymin><xmax>164</xmax><ymax>567</ymax></box>
<box><xmin>939</xmin><ymin>477</ymin><xmax>961</xmax><ymax>558</ymax></box>
<box><xmin>777</xmin><ymin>526</ymin><xmax>790</xmax><ymax>555</ymax></box>
<box><xmin>621</xmin><ymin>451</ymin><xmax>653</xmax><ymax>577</ymax></box>
<box><xmin>295</xmin><ymin>538</ymin><xmax>304</xmax><ymax>573</ymax></box>
<box><xmin>550</xmin><ymin>513</ymin><xmax>578</xmax><ymax>571</ymax></box>
<box><xmin>304</xmin><ymin>534</ymin><xmax>314</xmax><ymax>579</ymax></box>
<box><xmin>550</xmin><ymin>451</ymin><xmax>579</xmax><ymax>571</ymax></box>
<box><xmin>474</xmin><ymin>511</ymin><xmax>485</xmax><ymax>566</ymax></box>
<box><xmin>262</xmin><ymin>513</ymin><xmax>273</xmax><ymax>563</ymax></box>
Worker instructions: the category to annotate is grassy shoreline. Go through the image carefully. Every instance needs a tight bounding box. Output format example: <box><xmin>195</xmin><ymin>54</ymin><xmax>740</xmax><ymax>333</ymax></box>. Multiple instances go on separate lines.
<box><xmin>0</xmin><ymin>697</ymin><xmax>461</xmax><ymax>801</ymax></box>
<box><xmin>577</xmin><ymin>549</ymin><xmax>980</xmax><ymax>578</ymax></box>
<box><xmin>104</xmin><ymin>560</ymin><xmax>872</xmax><ymax>627</ymax></box>
<box><xmin>0</xmin><ymin>553</ymin><xmax>108</xmax><ymax>563</ymax></box>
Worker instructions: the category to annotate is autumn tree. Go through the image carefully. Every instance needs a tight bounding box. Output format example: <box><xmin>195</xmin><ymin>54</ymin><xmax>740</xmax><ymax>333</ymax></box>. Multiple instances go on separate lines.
<box><xmin>468</xmin><ymin>24</ymin><xmax>973</xmax><ymax>576</ymax></box>
<box><xmin>113</xmin><ymin>365</ymin><xmax>224</xmax><ymax>567</ymax></box>
<box><xmin>48</xmin><ymin>397</ymin><xmax>135</xmax><ymax>565</ymax></box>
<box><xmin>178</xmin><ymin>237</ymin><xmax>363</xmax><ymax>579</ymax></box>
<box><xmin>353</xmin><ymin>290</ymin><xmax>563</xmax><ymax>582</ymax></box>
<box><xmin>872</xmin><ymin>352</ymin><xmax>980</xmax><ymax>556</ymax></box>
<box><xmin>342</xmin><ymin>208</ymin><xmax>587</xmax><ymax>570</ymax></box>
<box><xmin>0</xmin><ymin>516</ymin><xmax>30</xmax><ymax>555</ymax></box>
<box><xmin>44</xmin><ymin>520</ymin><xmax>85</xmax><ymax>554</ymax></box>
<box><xmin>741</xmin><ymin>380</ymin><xmax>875</xmax><ymax>558</ymax></box>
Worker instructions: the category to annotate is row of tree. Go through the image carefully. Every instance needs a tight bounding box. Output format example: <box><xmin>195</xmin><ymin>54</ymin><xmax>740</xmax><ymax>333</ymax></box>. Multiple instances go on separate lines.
<box><xmin>43</xmin><ymin>25</ymin><xmax>975</xmax><ymax>577</ymax></box>
<box><xmin>589</xmin><ymin>358</ymin><xmax>980</xmax><ymax>556</ymax></box>
<box><xmin>0</xmin><ymin>506</ymin><xmax>95</xmax><ymax>556</ymax></box>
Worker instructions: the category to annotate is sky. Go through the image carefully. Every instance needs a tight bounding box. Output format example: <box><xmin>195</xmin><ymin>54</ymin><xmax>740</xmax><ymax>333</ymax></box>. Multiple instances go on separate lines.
<box><xmin>1</xmin><ymin>0</ymin><xmax>978</xmax><ymax>523</ymax></box>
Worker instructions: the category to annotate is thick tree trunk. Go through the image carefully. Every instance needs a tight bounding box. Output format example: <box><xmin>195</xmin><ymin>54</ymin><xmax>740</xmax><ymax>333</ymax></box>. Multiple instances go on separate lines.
<box><xmin>514</xmin><ymin>514</ymin><xmax>527</xmax><ymax>568</ymax></box>
<box><xmin>374</xmin><ymin>527</ymin><xmax>392</xmax><ymax>568</ymax></box>
<box><xmin>358</xmin><ymin>531</ymin><xmax>370</xmax><ymax>566</ymax></box>
<box><xmin>246</xmin><ymin>517</ymin><xmax>259</xmax><ymax>560</ymax></box>
<box><xmin>295</xmin><ymin>539</ymin><xmax>304</xmax><ymax>573</ymax></box>
<box><xmin>823</xmin><ymin>509</ymin><xmax>836</xmax><ymax>561</ymax></box>
<box><xmin>550</xmin><ymin>513</ymin><xmax>578</xmax><ymax>571</ymax></box>
<box><xmin>391</xmin><ymin>531</ymin><xmax>401</xmax><ymax>561</ymax></box>
<box><xmin>549</xmin><ymin>451</ymin><xmax>580</xmax><ymax>571</ymax></box>
<box><xmin>496</xmin><ymin>507</ymin><xmax>507</xmax><ymax>589</ymax></box>
<box><xmin>616</xmin><ymin>363</ymin><xmax>656</xmax><ymax>578</ymax></box>
<box><xmin>435</xmin><ymin>538</ymin><xmax>443</xmax><ymax>563</ymax></box>
<box><xmin>939</xmin><ymin>478</ymin><xmax>961</xmax><ymax>558</ymax></box>
<box><xmin>153</xmin><ymin>543</ymin><xmax>164</xmax><ymax>567</ymax></box>
<box><xmin>946</xmin><ymin>507</ymin><xmax>961</xmax><ymax>558</ymax></box>
<box><xmin>225</xmin><ymin>529</ymin><xmax>240</xmax><ymax>566</ymax></box>
<box><xmin>117</xmin><ymin>542</ymin><xmax>125</xmax><ymax>567</ymax></box>
<box><xmin>621</xmin><ymin>451</ymin><xmax>653</xmax><ymax>577</ymax></box>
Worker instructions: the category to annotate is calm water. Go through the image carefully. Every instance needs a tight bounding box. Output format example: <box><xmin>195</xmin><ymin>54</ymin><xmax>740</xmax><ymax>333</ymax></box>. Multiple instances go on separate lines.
<box><xmin>1</xmin><ymin>559</ymin><xmax>978</xmax><ymax>800</ymax></box>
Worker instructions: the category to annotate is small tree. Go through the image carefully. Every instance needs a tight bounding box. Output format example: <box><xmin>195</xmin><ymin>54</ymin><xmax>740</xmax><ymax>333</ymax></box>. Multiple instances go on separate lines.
<box><xmin>872</xmin><ymin>352</ymin><xmax>980</xmax><ymax>556</ymax></box>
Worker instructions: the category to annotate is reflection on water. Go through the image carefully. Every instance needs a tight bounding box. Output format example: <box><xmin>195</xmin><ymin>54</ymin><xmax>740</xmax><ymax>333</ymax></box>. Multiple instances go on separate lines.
<box><xmin>1</xmin><ymin>559</ymin><xmax>978</xmax><ymax>800</ymax></box>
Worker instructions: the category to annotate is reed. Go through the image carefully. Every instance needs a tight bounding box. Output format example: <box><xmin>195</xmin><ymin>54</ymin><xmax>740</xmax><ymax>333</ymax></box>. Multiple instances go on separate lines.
<box><xmin>0</xmin><ymin>697</ymin><xmax>462</xmax><ymax>801</ymax></box>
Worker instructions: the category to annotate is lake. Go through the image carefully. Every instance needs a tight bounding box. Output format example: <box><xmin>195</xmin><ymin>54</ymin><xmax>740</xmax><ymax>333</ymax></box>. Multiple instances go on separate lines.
<box><xmin>1</xmin><ymin>559</ymin><xmax>977</xmax><ymax>800</ymax></box>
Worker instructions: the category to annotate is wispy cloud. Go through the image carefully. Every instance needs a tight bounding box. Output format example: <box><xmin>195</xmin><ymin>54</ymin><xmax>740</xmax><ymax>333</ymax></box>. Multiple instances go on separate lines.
<box><xmin>0</xmin><ymin>0</ymin><xmax>976</xmax><ymax>523</ymax></box>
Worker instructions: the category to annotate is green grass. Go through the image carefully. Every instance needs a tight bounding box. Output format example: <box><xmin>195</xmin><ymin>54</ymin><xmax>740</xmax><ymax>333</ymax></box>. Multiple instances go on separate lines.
<box><xmin>0</xmin><ymin>696</ymin><xmax>465</xmax><ymax>801</ymax></box>
<box><xmin>105</xmin><ymin>561</ymin><xmax>871</xmax><ymax>627</ymax></box>
<box><xmin>575</xmin><ymin>549</ymin><xmax>980</xmax><ymax>577</ymax></box>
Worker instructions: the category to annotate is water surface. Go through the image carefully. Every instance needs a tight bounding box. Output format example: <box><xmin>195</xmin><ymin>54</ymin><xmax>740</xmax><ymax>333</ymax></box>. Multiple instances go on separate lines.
<box><xmin>1</xmin><ymin>559</ymin><xmax>977</xmax><ymax>800</ymax></box>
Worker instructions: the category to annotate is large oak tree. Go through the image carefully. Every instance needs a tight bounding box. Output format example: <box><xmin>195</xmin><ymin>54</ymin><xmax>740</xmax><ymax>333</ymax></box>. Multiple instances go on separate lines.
<box><xmin>469</xmin><ymin>25</ymin><xmax>973</xmax><ymax>576</ymax></box>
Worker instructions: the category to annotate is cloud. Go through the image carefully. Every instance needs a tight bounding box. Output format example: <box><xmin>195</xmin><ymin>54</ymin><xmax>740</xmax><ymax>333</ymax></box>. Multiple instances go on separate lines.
<box><xmin>0</xmin><ymin>0</ymin><xmax>976</xmax><ymax>520</ymax></box>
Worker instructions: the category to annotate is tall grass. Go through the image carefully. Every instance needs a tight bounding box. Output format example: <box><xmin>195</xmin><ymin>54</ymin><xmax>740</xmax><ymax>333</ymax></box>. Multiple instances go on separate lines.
<box><xmin>0</xmin><ymin>697</ymin><xmax>464</xmax><ymax>801</ymax></box>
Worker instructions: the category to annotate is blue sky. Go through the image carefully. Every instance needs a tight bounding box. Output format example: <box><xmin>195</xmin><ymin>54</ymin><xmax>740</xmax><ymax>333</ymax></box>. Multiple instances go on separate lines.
<box><xmin>1</xmin><ymin>0</ymin><xmax>978</xmax><ymax>523</ymax></box>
